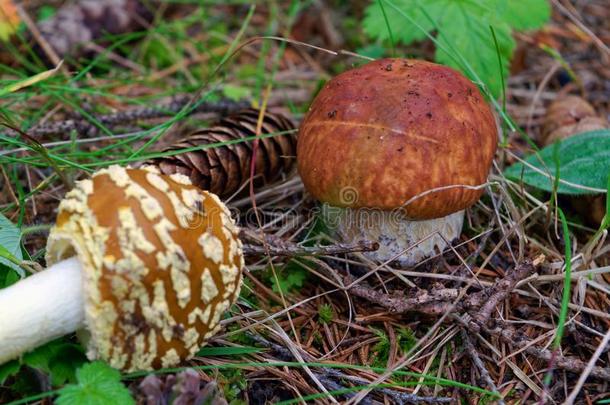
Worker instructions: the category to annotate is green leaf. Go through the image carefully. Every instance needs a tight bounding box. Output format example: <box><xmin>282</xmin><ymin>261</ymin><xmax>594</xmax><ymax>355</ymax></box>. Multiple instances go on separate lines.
<box><xmin>504</xmin><ymin>130</ymin><xmax>610</xmax><ymax>195</ymax></box>
<box><xmin>362</xmin><ymin>0</ymin><xmax>550</xmax><ymax>98</ymax></box>
<box><xmin>434</xmin><ymin>4</ymin><xmax>515</xmax><ymax>97</ymax></box>
<box><xmin>47</xmin><ymin>344</ymin><xmax>86</xmax><ymax>386</ymax></box>
<box><xmin>56</xmin><ymin>361</ymin><xmax>134</xmax><ymax>405</ymax></box>
<box><xmin>0</xmin><ymin>212</ymin><xmax>24</xmax><ymax>278</ymax></box>
<box><xmin>502</xmin><ymin>0</ymin><xmax>551</xmax><ymax>31</ymax></box>
<box><xmin>22</xmin><ymin>340</ymin><xmax>86</xmax><ymax>386</ymax></box>
<box><xmin>0</xmin><ymin>265</ymin><xmax>19</xmax><ymax>288</ymax></box>
<box><xmin>363</xmin><ymin>0</ymin><xmax>443</xmax><ymax>45</ymax></box>
<box><xmin>0</xmin><ymin>360</ymin><xmax>20</xmax><ymax>385</ymax></box>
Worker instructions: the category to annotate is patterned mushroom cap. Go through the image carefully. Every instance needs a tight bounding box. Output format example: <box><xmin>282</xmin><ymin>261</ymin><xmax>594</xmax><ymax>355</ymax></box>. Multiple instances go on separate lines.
<box><xmin>46</xmin><ymin>165</ymin><xmax>243</xmax><ymax>371</ymax></box>
<box><xmin>297</xmin><ymin>58</ymin><xmax>498</xmax><ymax>220</ymax></box>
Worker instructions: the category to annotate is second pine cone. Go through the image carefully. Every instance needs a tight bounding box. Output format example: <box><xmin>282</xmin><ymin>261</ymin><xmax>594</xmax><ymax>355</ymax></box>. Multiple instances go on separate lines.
<box><xmin>153</xmin><ymin>109</ymin><xmax>297</xmax><ymax>198</ymax></box>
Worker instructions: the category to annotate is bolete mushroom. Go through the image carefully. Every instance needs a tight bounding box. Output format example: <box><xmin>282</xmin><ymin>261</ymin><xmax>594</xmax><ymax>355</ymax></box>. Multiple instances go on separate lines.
<box><xmin>0</xmin><ymin>165</ymin><xmax>243</xmax><ymax>371</ymax></box>
<box><xmin>297</xmin><ymin>58</ymin><xmax>498</xmax><ymax>266</ymax></box>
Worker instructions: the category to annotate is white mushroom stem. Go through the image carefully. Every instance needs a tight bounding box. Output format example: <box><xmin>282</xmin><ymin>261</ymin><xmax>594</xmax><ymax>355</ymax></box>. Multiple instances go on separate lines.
<box><xmin>0</xmin><ymin>257</ymin><xmax>85</xmax><ymax>363</ymax></box>
<box><xmin>323</xmin><ymin>205</ymin><xmax>464</xmax><ymax>266</ymax></box>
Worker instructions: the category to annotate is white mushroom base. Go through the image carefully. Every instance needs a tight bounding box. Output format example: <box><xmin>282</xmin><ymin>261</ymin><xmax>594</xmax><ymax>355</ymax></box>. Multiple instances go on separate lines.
<box><xmin>323</xmin><ymin>205</ymin><xmax>464</xmax><ymax>267</ymax></box>
<box><xmin>0</xmin><ymin>257</ymin><xmax>85</xmax><ymax>364</ymax></box>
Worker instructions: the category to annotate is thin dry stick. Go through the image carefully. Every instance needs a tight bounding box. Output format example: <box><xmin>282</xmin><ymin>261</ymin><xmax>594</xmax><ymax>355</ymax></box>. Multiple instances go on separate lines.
<box><xmin>564</xmin><ymin>326</ymin><xmax>610</xmax><ymax>403</ymax></box>
<box><xmin>15</xmin><ymin>5</ymin><xmax>65</xmax><ymax>72</ymax></box>
<box><xmin>345</xmin><ymin>259</ymin><xmax>539</xmax><ymax>318</ymax></box>
<box><xmin>482</xmin><ymin>323</ymin><xmax>610</xmax><ymax>382</ymax></box>
<box><xmin>21</xmin><ymin>97</ymin><xmax>250</xmax><ymax>137</ymax></box>
<box><xmin>313</xmin><ymin>374</ymin><xmax>374</xmax><ymax>405</ymax></box>
<box><xmin>346</xmin><ymin>276</ymin><xmax>458</xmax><ymax>315</ymax></box>
<box><xmin>552</xmin><ymin>0</ymin><xmax>610</xmax><ymax>58</ymax></box>
<box><xmin>469</xmin><ymin>257</ymin><xmax>541</xmax><ymax>330</ymax></box>
<box><xmin>242</xmin><ymin>240</ymin><xmax>378</xmax><ymax>257</ymax></box>
<box><xmin>461</xmin><ymin>330</ymin><xmax>506</xmax><ymax>405</ymax></box>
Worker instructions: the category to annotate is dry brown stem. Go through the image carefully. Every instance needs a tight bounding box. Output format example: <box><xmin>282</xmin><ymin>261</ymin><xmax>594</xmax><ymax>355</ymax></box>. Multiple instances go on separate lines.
<box><xmin>242</xmin><ymin>240</ymin><xmax>379</xmax><ymax>257</ymax></box>
<box><xmin>467</xmin><ymin>258</ymin><xmax>539</xmax><ymax>331</ymax></box>
<box><xmin>24</xmin><ymin>97</ymin><xmax>249</xmax><ymax>137</ymax></box>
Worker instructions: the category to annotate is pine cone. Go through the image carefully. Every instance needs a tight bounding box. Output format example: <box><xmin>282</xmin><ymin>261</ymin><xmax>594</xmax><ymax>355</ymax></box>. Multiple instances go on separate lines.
<box><xmin>37</xmin><ymin>0</ymin><xmax>155</xmax><ymax>58</ymax></box>
<box><xmin>153</xmin><ymin>109</ymin><xmax>297</xmax><ymax>198</ymax></box>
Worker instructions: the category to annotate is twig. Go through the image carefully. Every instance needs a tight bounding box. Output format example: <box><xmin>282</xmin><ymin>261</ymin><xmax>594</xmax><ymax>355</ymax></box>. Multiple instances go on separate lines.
<box><xmin>242</xmin><ymin>240</ymin><xmax>379</xmax><ymax>257</ymax></box>
<box><xmin>240</xmin><ymin>227</ymin><xmax>378</xmax><ymax>257</ymax></box>
<box><xmin>345</xmin><ymin>276</ymin><xmax>457</xmax><ymax>316</ymax></box>
<box><xmin>15</xmin><ymin>5</ymin><xmax>65</xmax><ymax>73</ymax></box>
<box><xmin>323</xmin><ymin>367</ymin><xmax>454</xmax><ymax>404</ymax></box>
<box><xmin>564</xmin><ymin>326</ymin><xmax>610</xmax><ymax>403</ymax></box>
<box><xmin>461</xmin><ymin>330</ymin><xmax>505</xmax><ymax>405</ymax></box>
<box><xmin>313</xmin><ymin>374</ymin><xmax>374</xmax><ymax>405</ymax></box>
<box><xmin>484</xmin><ymin>324</ymin><xmax>610</xmax><ymax>382</ymax></box>
<box><xmin>10</xmin><ymin>97</ymin><xmax>250</xmax><ymax>137</ymax></box>
<box><xmin>468</xmin><ymin>257</ymin><xmax>540</xmax><ymax>330</ymax></box>
<box><xmin>345</xmin><ymin>259</ymin><xmax>541</xmax><ymax>317</ymax></box>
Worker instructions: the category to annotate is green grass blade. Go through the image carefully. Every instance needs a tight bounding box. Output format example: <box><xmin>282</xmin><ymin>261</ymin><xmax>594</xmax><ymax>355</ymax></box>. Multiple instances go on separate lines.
<box><xmin>196</xmin><ymin>346</ymin><xmax>263</xmax><ymax>356</ymax></box>
<box><xmin>553</xmin><ymin>208</ymin><xmax>572</xmax><ymax>349</ymax></box>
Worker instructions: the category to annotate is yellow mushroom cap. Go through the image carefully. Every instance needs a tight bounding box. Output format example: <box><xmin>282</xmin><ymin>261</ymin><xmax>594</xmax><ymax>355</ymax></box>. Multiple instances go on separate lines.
<box><xmin>45</xmin><ymin>165</ymin><xmax>243</xmax><ymax>371</ymax></box>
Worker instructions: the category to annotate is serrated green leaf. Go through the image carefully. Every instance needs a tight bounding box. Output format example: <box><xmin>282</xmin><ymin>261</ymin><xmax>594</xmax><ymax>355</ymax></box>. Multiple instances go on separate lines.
<box><xmin>362</xmin><ymin>0</ymin><xmax>550</xmax><ymax>98</ymax></box>
<box><xmin>56</xmin><ymin>361</ymin><xmax>134</xmax><ymax>405</ymax></box>
<box><xmin>363</xmin><ymin>0</ymin><xmax>443</xmax><ymax>45</ymax></box>
<box><xmin>504</xmin><ymin>130</ymin><xmax>610</xmax><ymax>195</ymax></box>
<box><xmin>502</xmin><ymin>0</ymin><xmax>551</xmax><ymax>31</ymax></box>
<box><xmin>0</xmin><ymin>212</ymin><xmax>23</xmax><ymax>278</ymax></box>
<box><xmin>434</xmin><ymin>4</ymin><xmax>515</xmax><ymax>97</ymax></box>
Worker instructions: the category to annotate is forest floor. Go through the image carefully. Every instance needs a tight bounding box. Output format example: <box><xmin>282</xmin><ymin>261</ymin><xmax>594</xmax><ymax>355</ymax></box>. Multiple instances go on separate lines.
<box><xmin>0</xmin><ymin>1</ymin><xmax>609</xmax><ymax>404</ymax></box>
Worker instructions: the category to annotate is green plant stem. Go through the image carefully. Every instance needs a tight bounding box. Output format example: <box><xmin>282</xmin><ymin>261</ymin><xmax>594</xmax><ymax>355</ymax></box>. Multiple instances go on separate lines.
<box><xmin>542</xmin><ymin>208</ymin><xmax>572</xmax><ymax>391</ymax></box>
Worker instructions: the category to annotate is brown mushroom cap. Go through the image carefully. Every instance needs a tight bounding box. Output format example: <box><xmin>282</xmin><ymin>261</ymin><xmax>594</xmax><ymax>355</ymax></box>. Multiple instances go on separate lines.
<box><xmin>297</xmin><ymin>58</ymin><xmax>498</xmax><ymax>219</ymax></box>
<box><xmin>46</xmin><ymin>165</ymin><xmax>243</xmax><ymax>371</ymax></box>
